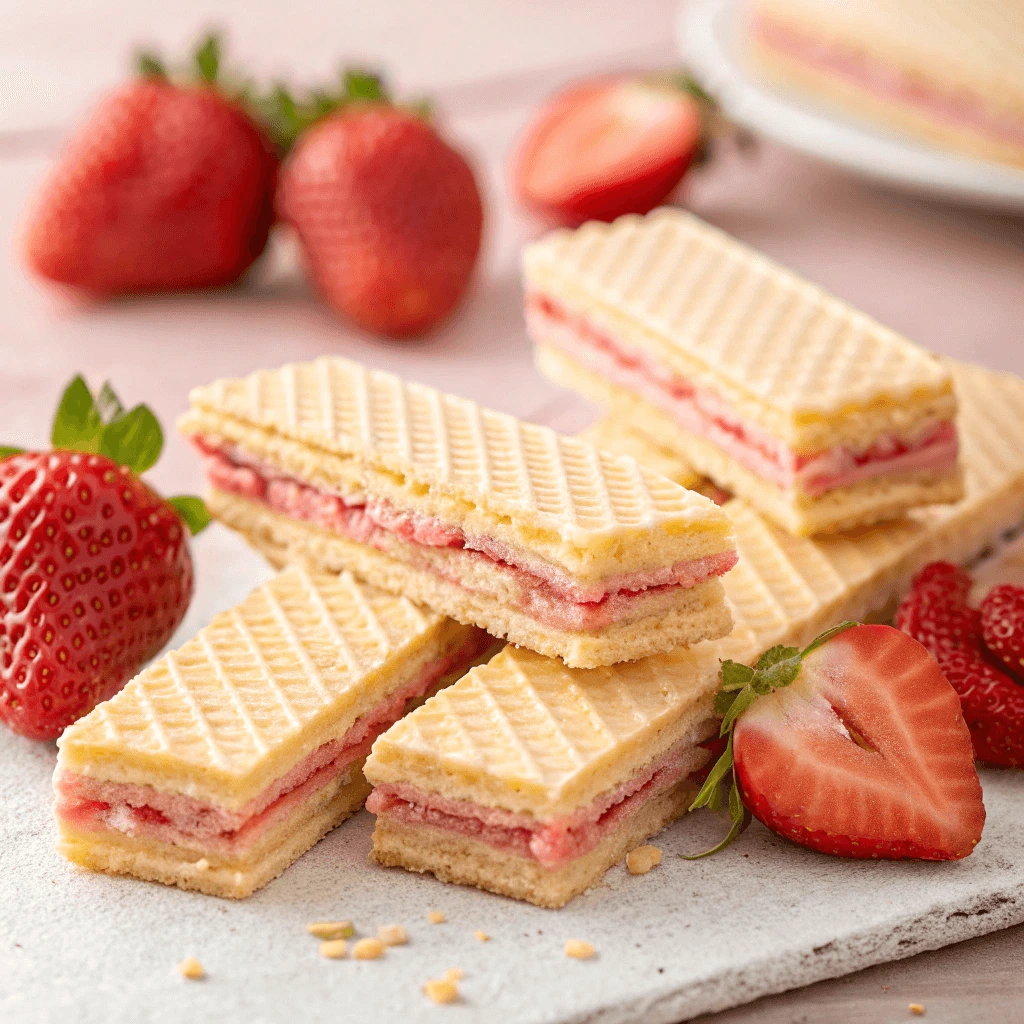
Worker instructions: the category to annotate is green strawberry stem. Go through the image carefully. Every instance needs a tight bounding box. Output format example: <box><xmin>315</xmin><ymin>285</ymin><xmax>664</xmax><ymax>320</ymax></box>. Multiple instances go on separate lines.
<box><xmin>681</xmin><ymin>620</ymin><xmax>859</xmax><ymax>860</ymax></box>
<box><xmin>5</xmin><ymin>375</ymin><xmax>209</xmax><ymax>536</ymax></box>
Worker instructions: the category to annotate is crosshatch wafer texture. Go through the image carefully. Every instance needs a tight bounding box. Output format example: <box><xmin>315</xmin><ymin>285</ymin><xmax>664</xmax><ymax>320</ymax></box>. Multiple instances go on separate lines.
<box><xmin>56</xmin><ymin>566</ymin><xmax>464</xmax><ymax>810</ymax></box>
<box><xmin>181</xmin><ymin>355</ymin><xmax>730</xmax><ymax>556</ymax></box>
<box><xmin>523</xmin><ymin>209</ymin><xmax>955</xmax><ymax>451</ymax></box>
<box><xmin>367</xmin><ymin>360</ymin><xmax>1024</xmax><ymax>819</ymax></box>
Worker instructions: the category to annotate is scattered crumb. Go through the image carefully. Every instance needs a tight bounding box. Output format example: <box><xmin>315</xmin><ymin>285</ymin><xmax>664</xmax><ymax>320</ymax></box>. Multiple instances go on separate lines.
<box><xmin>473</xmin><ymin>930</ymin><xmax>490</xmax><ymax>942</ymax></box>
<box><xmin>307</xmin><ymin>921</ymin><xmax>354</xmax><ymax>940</ymax></box>
<box><xmin>319</xmin><ymin>939</ymin><xmax>348</xmax><ymax>960</ymax></box>
<box><xmin>909</xmin><ymin>1004</ymin><xmax>926</xmax><ymax>1017</ymax></box>
<box><xmin>444</xmin><ymin>967</ymin><xmax>464</xmax><ymax>982</ymax></box>
<box><xmin>194</xmin><ymin>858</ymin><xmax>210</xmax><ymax>873</ymax></box>
<box><xmin>626</xmin><ymin>845</ymin><xmax>662</xmax><ymax>875</ymax></box>
<box><xmin>428</xmin><ymin>911</ymin><xmax>446</xmax><ymax>925</ymax></box>
<box><xmin>378</xmin><ymin>924</ymin><xmax>408</xmax><ymax>947</ymax></box>
<box><xmin>353</xmin><ymin>938</ymin><xmax>386</xmax><ymax>960</ymax></box>
<box><xmin>882</xmin><ymin>986</ymin><xmax>890</xmax><ymax>992</ymax></box>
<box><xmin>424</xmin><ymin>978</ymin><xmax>459</xmax><ymax>1004</ymax></box>
<box><xmin>177</xmin><ymin>958</ymin><xmax>205</xmax><ymax>980</ymax></box>
<box><xmin>565</xmin><ymin>939</ymin><xmax>596</xmax><ymax>960</ymax></box>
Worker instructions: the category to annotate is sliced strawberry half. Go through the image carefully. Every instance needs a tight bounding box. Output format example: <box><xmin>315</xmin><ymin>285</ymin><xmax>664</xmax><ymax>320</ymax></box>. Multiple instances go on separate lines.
<box><xmin>732</xmin><ymin>624</ymin><xmax>984</xmax><ymax>860</ymax></box>
<box><xmin>513</xmin><ymin>77</ymin><xmax>702</xmax><ymax>226</ymax></box>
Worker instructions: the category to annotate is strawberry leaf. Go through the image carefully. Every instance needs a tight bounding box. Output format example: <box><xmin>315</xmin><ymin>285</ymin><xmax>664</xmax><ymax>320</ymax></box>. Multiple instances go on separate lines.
<box><xmin>344</xmin><ymin>69</ymin><xmax>387</xmax><ymax>102</ymax></box>
<box><xmin>95</xmin><ymin>381</ymin><xmax>126</xmax><ymax>425</ymax></box>
<box><xmin>194</xmin><ymin>33</ymin><xmax>221</xmax><ymax>84</ymax></box>
<box><xmin>0</xmin><ymin>446</ymin><xmax>24</xmax><ymax>460</ymax></box>
<box><xmin>685</xmin><ymin>621</ymin><xmax>863</xmax><ymax>859</ymax></box>
<box><xmin>137</xmin><ymin>52</ymin><xmax>168</xmax><ymax>79</ymax></box>
<box><xmin>51</xmin><ymin>375</ymin><xmax>103</xmax><ymax>452</ymax></box>
<box><xmin>167</xmin><ymin>495</ymin><xmax>211</xmax><ymax>536</ymax></box>
<box><xmin>99</xmin><ymin>404</ymin><xmax>163</xmax><ymax>474</ymax></box>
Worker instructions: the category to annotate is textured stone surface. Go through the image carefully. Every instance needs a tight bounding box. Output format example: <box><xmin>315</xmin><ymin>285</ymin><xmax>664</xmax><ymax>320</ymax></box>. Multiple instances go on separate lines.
<box><xmin>1</xmin><ymin>526</ymin><xmax>1023</xmax><ymax>1024</ymax></box>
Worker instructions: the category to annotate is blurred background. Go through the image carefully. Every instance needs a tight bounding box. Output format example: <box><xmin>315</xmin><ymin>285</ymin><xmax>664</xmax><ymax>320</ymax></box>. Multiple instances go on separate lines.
<box><xmin>2</xmin><ymin>0</ymin><xmax>1022</xmax><ymax>496</ymax></box>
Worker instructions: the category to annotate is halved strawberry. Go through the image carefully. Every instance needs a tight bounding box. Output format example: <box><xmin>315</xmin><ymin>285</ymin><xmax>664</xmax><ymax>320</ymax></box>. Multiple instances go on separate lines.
<box><xmin>688</xmin><ymin>622</ymin><xmax>985</xmax><ymax>861</ymax></box>
<box><xmin>512</xmin><ymin>76</ymin><xmax>703</xmax><ymax>226</ymax></box>
<box><xmin>981</xmin><ymin>584</ymin><xmax>1024</xmax><ymax>679</ymax></box>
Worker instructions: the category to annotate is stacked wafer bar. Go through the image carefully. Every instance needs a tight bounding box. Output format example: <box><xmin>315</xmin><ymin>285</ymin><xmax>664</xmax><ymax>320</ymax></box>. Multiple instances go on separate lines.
<box><xmin>178</xmin><ymin>356</ymin><xmax>738</xmax><ymax>669</ymax></box>
<box><xmin>361</xmin><ymin>359</ymin><xmax>1024</xmax><ymax>905</ymax></box>
<box><xmin>54</xmin><ymin>567</ymin><xmax>494</xmax><ymax>898</ymax></box>
<box><xmin>746</xmin><ymin>0</ymin><xmax>1024</xmax><ymax>168</ymax></box>
<box><xmin>526</xmin><ymin>209</ymin><xmax>964</xmax><ymax>537</ymax></box>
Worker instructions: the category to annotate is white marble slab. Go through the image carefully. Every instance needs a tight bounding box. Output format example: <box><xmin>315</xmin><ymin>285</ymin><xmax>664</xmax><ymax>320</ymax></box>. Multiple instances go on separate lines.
<box><xmin>1</xmin><ymin>525</ymin><xmax>1022</xmax><ymax>1024</ymax></box>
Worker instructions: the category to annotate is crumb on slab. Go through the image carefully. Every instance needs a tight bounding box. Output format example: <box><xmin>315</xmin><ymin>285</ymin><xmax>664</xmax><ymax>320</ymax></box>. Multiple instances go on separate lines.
<box><xmin>444</xmin><ymin>967</ymin><xmax>463</xmax><ymax>982</ymax></box>
<box><xmin>565</xmin><ymin>939</ymin><xmax>595</xmax><ymax>960</ymax></box>
<box><xmin>353</xmin><ymin>938</ymin><xmax>386</xmax><ymax>960</ymax></box>
<box><xmin>909</xmin><ymin>1005</ymin><xmax>926</xmax><ymax>1017</ymax></box>
<box><xmin>378</xmin><ymin>924</ymin><xmax>408</xmax><ymax>946</ymax></box>
<box><xmin>473</xmin><ymin>930</ymin><xmax>490</xmax><ymax>942</ymax></box>
<box><xmin>625</xmin><ymin>845</ymin><xmax>662</xmax><ymax>875</ymax></box>
<box><xmin>424</xmin><ymin>978</ymin><xmax>459</xmax><ymax>1004</ymax></box>
<box><xmin>177</xmin><ymin>958</ymin><xmax>205</xmax><ymax>980</ymax></box>
<box><xmin>428</xmin><ymin>911</ymin><xmax>446</xmax><ymax>925</ymax></box>
<box><xmin>319</xmin><ymin>939</ymin><xmax>348</xmax><ymax>960</ymax></box>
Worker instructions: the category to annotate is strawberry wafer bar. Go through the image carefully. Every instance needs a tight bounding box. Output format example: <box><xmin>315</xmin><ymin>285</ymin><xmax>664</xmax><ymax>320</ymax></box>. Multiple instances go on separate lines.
<box><xmin>178</xmin><ymin>355</ymin><xmax>737</xmax><ymax>668</ymax></box>
<box><xmin>526</xmin><ymin>209</ymin><xmax>964</xmax><ymax>536</ymax></box>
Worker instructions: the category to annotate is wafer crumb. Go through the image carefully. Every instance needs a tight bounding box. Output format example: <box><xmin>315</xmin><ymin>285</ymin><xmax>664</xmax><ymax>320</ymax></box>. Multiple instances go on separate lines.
<box><xmin>194</xmin><ymin>858</ymin><xmax>210</xmax><ymax>873</ymax></box>
<box><xmin>444</xmin><ymin>967</ymin><xmax>464</xmax><ymax>982</ymax></box>
<box><xmin>353</xmin><ymin>938</ymin><xmax>386</xmax><ymax>960</ymax></box>
<box><xmin>473</xmin><ymin>930</ymin><xmax>490</xmax><ymax>942</ymax></box>
<box><xmin>565</xmin><ymin>939</ymin><xmax>595</xmax><ymax>960</ymax></box>
<box><xmin>909</xmin><ymin>1005</ymin><xmax>926</xmax><ymax>1016</ymax></box>
<box><xmin>424</xmin><ymin>978</ymin><xmax>459</xmax><ymax>1004</ymax></box>
<box><xmin>319</xmin><ymin>939</ymin><xmax>348</xmax><ymax>959</ymax></box>
<box><xmin>307</xmin><ymin>920</ymin><xmax>354</xmax><ymax>940</ymax></box>
<box><xmin>626</xmin><ymin>845</ymin><xmax>662</xmax><ymax>875</ymax></box>
<box><xmin>428</xmin><ymin>911</ymin><xmax>446</xmax><ymax>924</ymax></box>
<box><xmin>378</xmin><ymin>924</ymin><xmax>408</xmax><ymax>946</ymax></box>
<box><xmin>177</xmin><ymin>958</ymin><xmax>204</xmax><ymax>980</ymax></box>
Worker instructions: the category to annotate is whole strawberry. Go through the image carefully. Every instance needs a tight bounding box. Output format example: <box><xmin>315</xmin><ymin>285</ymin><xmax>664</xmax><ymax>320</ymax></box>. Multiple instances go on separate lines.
<box><xmin>275</xmin><ymin>74</ymin><xmax>483</xmax><ymax>337</ymax></box>
<box><xmin>897</xmin><ymin>562</ymin><xmax>1024</xmax><ymax>768</ymax></box>
<box><xmin>0</xmin><ymin>377</ymin><xmax>208</xmax><ymax>740</ymax></box>
<box><xmin>981</xmin><ymin>584</ymin><xmax>1024</xmax><ymax>679</ymax></box>
<box><xmin>22</xmin><ymin>36</ymin><xmax>277</xmax><ymax>296</ymax></box>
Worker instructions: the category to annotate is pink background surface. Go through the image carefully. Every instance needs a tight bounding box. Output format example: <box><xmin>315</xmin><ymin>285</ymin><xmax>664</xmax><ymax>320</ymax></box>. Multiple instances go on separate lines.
<box><xmin>2</xmin><ymin>1</ymin><xmax>1023</xmax><ymax>1019</ymax></box>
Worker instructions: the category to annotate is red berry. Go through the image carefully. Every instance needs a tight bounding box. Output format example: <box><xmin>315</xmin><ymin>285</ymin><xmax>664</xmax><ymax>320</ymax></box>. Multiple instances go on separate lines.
<box><xmin>513</xmin><ymin>77</ymin><xmax>702</xmax><ymax>226</ymax></box>
<box><xmin>23</xmin><ymin>79</ymin><xmax>277</xmax><ymax>296</ymax></box>
<box><xmin>980</xmin><ymin>584</ymin><xmax>1024</xmax><ymax>679</ymax></box>
<box><xmin>278</xmin><ymin>106</ymin><xmax>483</xmax><ymax>338</ymax></box>
<box><xmin>734</xmin><ymin>624</ymin><xmax>985</xmax><ymax>860</ymax></box>
<box><xmin>0</xmin><ymin>451</ymin><xmax>193</xmax><ymax>740</ymax></box>
<box><xmin>897</xmin><ymin>562</ymin><xmax>1024</xmax><ymax>768</ymax></box>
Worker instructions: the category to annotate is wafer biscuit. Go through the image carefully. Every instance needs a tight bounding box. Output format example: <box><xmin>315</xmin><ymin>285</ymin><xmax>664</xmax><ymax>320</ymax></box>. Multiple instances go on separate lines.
<box><xmin>54</xmin><ymin>566</ymin><xmax>493</xmax><ymax>898</ymax></box>
<box><xmin>364</xmin><ymin>359</ymin><xmax>1024</xmax><ymax>907</ymax></box>
<box><xmin>525</xmin><ymin>209</ymin><xmax>963</xmax><ymax>535</ymax></box>
<box><xmin>179</xmin><ymin>356</ymin><xmax>737</xmax><ymax>667</ymax></box>
<box><xmin>747</xmin><ymin>0</ymin><xmax>1024</xmax><ymax>167</ymax></box>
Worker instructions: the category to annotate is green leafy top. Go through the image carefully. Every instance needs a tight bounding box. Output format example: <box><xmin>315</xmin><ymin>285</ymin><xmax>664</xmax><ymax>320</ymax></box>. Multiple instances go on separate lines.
<box><xmin>253</xmin><ymin>69</ymin><xmax>431</xmax><ymax>154</ymax></box>
<box><xmin>683</xmin><ymin>620</ymin><xmax>858</xmax><ymax>860</ymax></box>
<box><xmin>136</xmin><ymin>31</ymin><xmax>223</xmax><ymax>87</ymax></box>
<box><xmin>1</xmin><ymin>376</ymin><xmax>208</xmax><ymax>537</ymax></box>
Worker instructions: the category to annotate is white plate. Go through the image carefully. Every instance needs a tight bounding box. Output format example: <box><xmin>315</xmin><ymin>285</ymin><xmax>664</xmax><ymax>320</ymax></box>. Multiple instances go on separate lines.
<box><xmin>677</xmin><ymin>0</ymin><xmax>1024</xmax><ymax>211</ymax></box>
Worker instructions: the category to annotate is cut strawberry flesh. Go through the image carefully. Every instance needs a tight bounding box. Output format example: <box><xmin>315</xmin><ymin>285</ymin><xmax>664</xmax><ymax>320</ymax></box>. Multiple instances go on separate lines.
<box><xmin>734</xmin><ymin>624</ymin><xmax>985</xmax><ymax>860</ymax></box>
<box><xmin>515</xmin><ymin>79</ymin><xmax>700</xmax><ymax>224</ymax></box>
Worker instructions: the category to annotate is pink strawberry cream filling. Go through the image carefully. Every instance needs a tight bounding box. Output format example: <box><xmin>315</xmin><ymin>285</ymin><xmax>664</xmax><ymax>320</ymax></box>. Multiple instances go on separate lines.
<box><xmin>365</xmin><ymin>736</ymin><xmax>713</xmax><ymax>869</ymax></box>
<box><xmin>528</xmin><ymin>294</ymin><xmax>959</xmax><ymax>497</ymax></box>
<box><xmin>53</xmin><ymin>632</ymin><xmax>492</xmax><ymax>859</ymax></box>
<box><xmin>188</xmin><ymin>436</ymin><xmax>737</xmax><ymax>633</ymax></box>
<box><xmin>751</xmin><ymin>14</ymin><xmax>1024</xmax><ymax>150</ymax></box>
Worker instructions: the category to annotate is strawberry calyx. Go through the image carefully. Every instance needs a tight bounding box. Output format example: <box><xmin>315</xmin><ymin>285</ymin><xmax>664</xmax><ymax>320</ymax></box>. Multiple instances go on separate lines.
<box><xmin>683</xmin><ymin>620</ymin><xmax>859</xmax><ymax>859</ymax></box>
<box><xmin>254</xmin><ymin>70</ymin><xmax>431</xmax><ymax>155</ymax></box>
<box><xmin>136</xmin><ymin>32</ymin><xmax>229</xmax><ymax>88</ymax></box>
<box><xmin>0</xmin><ymin>375</ymin><xmax>208</xmax><ymax>536</ymax></box>
<box><xmin>653</xmin><ymin>71</ymin><xmax>756</xmax><ymax>166</ymax></box>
